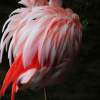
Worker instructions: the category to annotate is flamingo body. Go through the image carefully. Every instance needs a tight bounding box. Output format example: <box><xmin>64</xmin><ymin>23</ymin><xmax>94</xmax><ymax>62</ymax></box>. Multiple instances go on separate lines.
<box><xmin>0</xmin><ymin>0</ymin><xmax>82</xmax><ymax>100</ymax></box>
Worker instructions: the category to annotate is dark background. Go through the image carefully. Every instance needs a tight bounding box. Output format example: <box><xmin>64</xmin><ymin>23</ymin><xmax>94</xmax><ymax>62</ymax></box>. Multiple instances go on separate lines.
<box><xmin>0</xmin><ymin>0</ymin><xmax>100</xmax><ymax>100</ymax></box>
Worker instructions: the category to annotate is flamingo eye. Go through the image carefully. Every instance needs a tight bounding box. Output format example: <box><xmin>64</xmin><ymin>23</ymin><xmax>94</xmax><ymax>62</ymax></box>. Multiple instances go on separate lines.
<box><xmin>33</xmin><ymin>18</ymin><xmax>36</xmax><ymax>20</ymax></box>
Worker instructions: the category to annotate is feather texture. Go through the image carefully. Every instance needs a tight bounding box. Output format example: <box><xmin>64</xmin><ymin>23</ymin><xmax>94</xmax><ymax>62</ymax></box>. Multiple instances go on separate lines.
<box><xmin>0</xmin><ymin>0</ymin><xmax>82</xmax><ymax>100</ymax></box>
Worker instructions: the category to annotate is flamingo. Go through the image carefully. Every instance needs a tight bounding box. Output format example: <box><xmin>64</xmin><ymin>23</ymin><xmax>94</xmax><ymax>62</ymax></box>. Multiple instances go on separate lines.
<box><xmin>0</xmin><ymin>0</ymin><xmax>82</xmax><ymax>100</ymax></box>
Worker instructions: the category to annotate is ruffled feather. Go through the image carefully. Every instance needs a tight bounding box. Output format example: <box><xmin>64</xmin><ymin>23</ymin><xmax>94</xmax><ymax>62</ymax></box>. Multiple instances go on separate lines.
<box><xmin>0</xmin><ymin>0</ymin><xmax>82</xmax><ymax>100</ymax></box>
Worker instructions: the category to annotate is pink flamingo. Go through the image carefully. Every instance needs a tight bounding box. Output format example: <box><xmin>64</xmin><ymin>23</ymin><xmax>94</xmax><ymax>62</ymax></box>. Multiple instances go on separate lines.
<box><xmin>0</xmin><ymin>0</ymin><xmax>82</xmax><ymax>100</ymax></box>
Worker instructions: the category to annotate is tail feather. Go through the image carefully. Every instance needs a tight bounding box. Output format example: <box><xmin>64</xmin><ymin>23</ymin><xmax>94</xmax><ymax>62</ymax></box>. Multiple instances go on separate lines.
<box><xmin>0</xmin><ymin>55</ymin><xmax>23</xmax><ymax>97</ymax></box>
<box><xmin>11</xmin><ymin>82</ymin><xmax>18</xmax><ymax>100</ymax></box>
<box><xmin>0</xmin><ymin>54</ymin><xmax>39</xmax><ymax>100</ymax></box>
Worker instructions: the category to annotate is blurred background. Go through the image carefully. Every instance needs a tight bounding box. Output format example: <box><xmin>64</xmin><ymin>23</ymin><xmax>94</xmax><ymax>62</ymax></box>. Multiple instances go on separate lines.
<box><xmin>0</xmin><ymin>0</ymin><xmax>100</xmax><ymax>100</ymax></box>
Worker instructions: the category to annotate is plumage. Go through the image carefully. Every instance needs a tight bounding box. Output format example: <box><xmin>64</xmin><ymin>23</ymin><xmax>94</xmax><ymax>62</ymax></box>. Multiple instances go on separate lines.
<box><xmin>0</xmin><ymin>0</ymin><xmax>82</xmax><ymax>100</ymax></box>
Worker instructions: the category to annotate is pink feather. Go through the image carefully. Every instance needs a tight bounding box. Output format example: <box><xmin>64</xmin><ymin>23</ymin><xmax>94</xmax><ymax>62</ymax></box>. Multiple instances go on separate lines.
<box><xmin>0</xmin><ymin>0</ymin><xmax>82</xmax><ymax>100</ymax></box>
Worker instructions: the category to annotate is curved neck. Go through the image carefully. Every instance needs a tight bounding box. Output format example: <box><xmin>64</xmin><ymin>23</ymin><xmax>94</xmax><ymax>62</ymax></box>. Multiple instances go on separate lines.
<box><xmin>49</xmin><ymin>0</ymin><xmax>62</xmax><ymax>7</ymax></box>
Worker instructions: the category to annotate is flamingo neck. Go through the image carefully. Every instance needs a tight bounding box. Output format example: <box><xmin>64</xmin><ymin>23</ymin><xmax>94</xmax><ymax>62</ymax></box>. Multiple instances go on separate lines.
<box><xmin>49</xmin><ymin>0</ymin><xmax>62</xmax><ymax>7</ymax></box>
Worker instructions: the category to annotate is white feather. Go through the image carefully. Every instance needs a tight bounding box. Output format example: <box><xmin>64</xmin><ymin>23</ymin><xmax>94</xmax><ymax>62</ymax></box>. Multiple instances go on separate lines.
<box><xmin>18</xmin><ymin>68</ymin><xmax>37</xmax><ymax>84</ymax></box>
